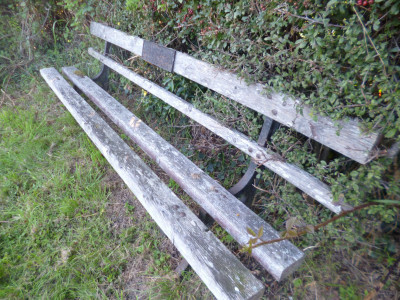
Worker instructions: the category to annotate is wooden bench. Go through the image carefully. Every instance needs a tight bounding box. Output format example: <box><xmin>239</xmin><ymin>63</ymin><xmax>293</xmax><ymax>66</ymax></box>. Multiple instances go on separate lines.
<box><xmin>40</xmin><ymin>22</ymin><xmax>380</xmax><ymax>300</ymax></box>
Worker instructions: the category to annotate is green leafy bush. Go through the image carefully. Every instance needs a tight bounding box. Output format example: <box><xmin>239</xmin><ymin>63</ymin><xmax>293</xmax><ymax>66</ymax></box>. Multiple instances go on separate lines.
<box><xmin>124</xmin><ymin>0</ymin><xmax>399</xmax><ymax>136</ymax></box>
<box><xmin>119</xmin><ymin>0</ymin><xmax>399</xmax><ymax>228</ymax></box>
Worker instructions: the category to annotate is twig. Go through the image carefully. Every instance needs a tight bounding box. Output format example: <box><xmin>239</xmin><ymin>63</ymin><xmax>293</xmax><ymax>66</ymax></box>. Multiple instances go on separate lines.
<box><xmin>1</xmin><ymin>89</ymin><xmax>15</xmax><ymax>106</ymax></box>
<box><xmin>303</xmin><ymin>243</ymin><xmax>320</xmax><ymax>251</ymax></box>
<box><xmin>0</xmin><ymin>54</ymin><xmax>12</xmax><ymax>61</ymax></box>
<box><xmin>353</xmin><ymin>6</ymin><xmax>387</xmax><ymax>76</ymax></box>
<box><xmin>127</xmin><ymin>55</ymin><xmax>139</xmax><ymax>61</ymax></box>
<box><xmin>28</xmin><ymin>4</ymin><xmax>51</xmax><ymax>41</ymax></box>
<box><xmin>282</xmin><ymin>140</ymin><xmax>302</xmax><ymax>158</ymax></box>
<box><xmin>252</xmin><ymin>184</ymin><xmax>270</xmax><ymax>193</ymax></box>
<box><xmin>174</xmin><ymin>23</ymin><xmax>196</xmax><ymax>29</ymax></box>
<box><xmin>154</xmin><ymin>24</ymin><xmax>169</xmax><ymax>36</ymax></box>
<box><xmin>167</xmin><ymin>124</ymin><xmax>202</xmax><ymax>128</ymax></box>
<box><xmin>336</xmin><ymin>103</ymin><xmax>367</xmax><ymax>109</ymax></box>
<box><xmin>274</xmin><ymin>8</ymin><xmax>345</xmax><ymax>28</ymax></box>
<box><xmin>0</xmin><ymin>34</ymin><xmax>12</xmax><ymax>40</ymax></box>
<box><xmin>248</xmin><ymin>202</ymin><xmax>400</xmax><ymax>249</ymax></box>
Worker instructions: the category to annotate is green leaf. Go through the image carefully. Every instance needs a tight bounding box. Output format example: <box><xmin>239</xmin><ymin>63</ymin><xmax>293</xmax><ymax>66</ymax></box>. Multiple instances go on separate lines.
<box><xmin>305</xmin><ymin>225</ymin><xmax>315</xmax><ymax>234</ymax></box>
<box><xmin>257</xmin><ymin>226</ymin><xmax>264</xmax><ymax>238</ymax></box>
<box><xmin>285</xmin><ymin>230</ymin><xmax>298</xmax><ymax>238</ymax></box>
<box><xmin>293</xmin><ymin>278</ymin><xmax>303</xmax><ymax>288</ymax></box>
<box><xmin>390</xmin><ymin>5</ymin><xmax>399</xmax><ymax>15</ymax></box>
<box><xmin>246</xmin><ymin>227</ymin><xmax>256</xmax><ymax>237</ymax></box>
<box><xmin>285</xmin><ymin>216</ymin><xmax>305</xmax><ymax>231</ymax></box>
<box><xmin>385</xmin><ymin>129</ymin><xmax>397</xmax><ymax>138</ymax></box>
<box><xmin>249</xmin><ymin>238</ymin><xmax>258</xmax><ymax>244</ymax></box>
<box><xmin>373</xmin><ymin>20</ymin><xmax>380</xmax><ymax>31</ymax></box>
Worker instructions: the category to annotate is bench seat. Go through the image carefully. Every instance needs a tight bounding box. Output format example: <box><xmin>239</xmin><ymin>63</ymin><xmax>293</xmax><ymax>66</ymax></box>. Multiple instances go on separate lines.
<box><xmin>62</xmin><ymin>66</ymin><xmax>305</xmax><ymax>281</ymax></box>
<box><xmin>40</xmin><ymin>67</ymin><xmax>266</xmax><ymax>300</ymax></box>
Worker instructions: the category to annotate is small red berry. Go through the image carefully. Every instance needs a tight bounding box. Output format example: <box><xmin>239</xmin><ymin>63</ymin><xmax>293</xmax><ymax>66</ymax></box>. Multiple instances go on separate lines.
<box><xmin>363</xmin><ymin>0</ymin><xmax>368</xmax><ymax>5</ymax></box>
<box><xmin>369</xmin><ymin>0</ymin><xmax>374</xmax><ymax>4</ymax></box>
<box><xmin>357</xmin><ymin>0</ymin><xmax>362</xmax><ymax>5</ymax></box>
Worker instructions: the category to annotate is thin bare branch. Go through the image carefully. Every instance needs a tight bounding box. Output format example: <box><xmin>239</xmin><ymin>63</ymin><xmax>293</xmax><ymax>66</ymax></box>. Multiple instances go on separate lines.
<box><xmin>274</xmin><ymin>9</ymin><xmax>345</xmax><ymax>28</ymax></box>
<box><xmin>247</xmin><ymin>202</ymin><xmax>400</xmax><ymax>249</ymax></box>
<box><xmin>353</xmin><ymin>6</ymin><xmax>387</xmax><ymax>76</ymax></box>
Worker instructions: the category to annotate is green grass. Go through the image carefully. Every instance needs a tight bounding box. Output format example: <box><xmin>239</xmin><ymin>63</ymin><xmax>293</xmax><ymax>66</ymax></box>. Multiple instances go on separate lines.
<box><xmin>0</xmin><ymin>99</ymin><xmax>127</xmax><ymax>298</ymax></box>
<box><xmin>0</xmin><ymin>62</ymin><xmax>209</xmax><ymax>298</ymax></box>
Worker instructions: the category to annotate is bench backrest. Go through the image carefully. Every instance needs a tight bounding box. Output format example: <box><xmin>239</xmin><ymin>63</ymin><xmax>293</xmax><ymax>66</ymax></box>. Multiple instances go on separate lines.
<box><xmin>87</xmin><ymin>22</ymin><xmax>382</xmax><ymax>214</ymax></box>
<box><xmin>90</xmin><ymin>22</ymin><xmax>380</xmax><ymax>165</ymax></box>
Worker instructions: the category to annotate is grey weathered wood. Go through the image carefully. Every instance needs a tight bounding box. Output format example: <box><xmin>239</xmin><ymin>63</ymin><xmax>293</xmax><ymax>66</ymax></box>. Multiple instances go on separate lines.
<box><xmin>89</xmin><ymin>21</ymin><xmax>380</xmax><ymax>164</ymax></box>
<box><xmin>63</xmin><ymin>65</ymin><xmax>305</xmax><ymax>281</ymax></box>
<box><xmin>88</xmin><ymin>48</ymin><xmax>351</xmax><ymax>214</ymax></box>
<box><xmin>90</xmin><ymin>22</ymin><xmax>143</xmax><ymax>56</ymax></box>
<box><xmin>173</xmin><ymin>53</ymin><xmax>380</xmax><ymax>165</ymax></box>
<box><xmin>40</xmin><ymin>67</ymin><xmax>265</xmax><ymax>300</ymax></box>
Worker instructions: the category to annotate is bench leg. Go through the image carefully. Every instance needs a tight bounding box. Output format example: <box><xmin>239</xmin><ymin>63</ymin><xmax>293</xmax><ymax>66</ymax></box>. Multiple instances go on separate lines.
<box><xmin>181</xmin><ymin>120</ymin><xmax>278</xmax><ymax>277</ymax></box>
<box><xmin>228</xmin><ymin>117</ymin><xmax>280</xmax><ymax>206</ymax></box>
<box><xmin>194</xmin><ymin>118</ymin><xmax>279</xmax><ymax>231</ymax></box>
<box><xmin>92</xmin><ymin>41</ymin><xmax>112</xmax><ymax>90</ymax></box>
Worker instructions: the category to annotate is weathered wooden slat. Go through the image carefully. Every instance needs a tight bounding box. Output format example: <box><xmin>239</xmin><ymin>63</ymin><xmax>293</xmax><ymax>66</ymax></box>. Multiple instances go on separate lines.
<box><xmin>89</xmin><ymin>21</ymin><xmax>380</xmax><ymax>164</ymax></box>
<box><xmin>63</xmin><ymin>65</ymin><xmax>305</xmax><ymax>281</ymax></box>
<box><xmin>88</xmin><ymin>48</ymin><xmax>350</xmax><ymax>214</ymax></box>
<box><xmin>40</xmin><ymin>67</ymin><xmax>265</xmax><ymax>300</ymax></box>
<box><xmin>90</xmin><ymin>22</ymin><xmax>143</xmax><ymax>56</ymax></box>
<box><xmin>173</xmin><ymin>53</ymin><xmax>380</xmax><ymax>165</ymax></box>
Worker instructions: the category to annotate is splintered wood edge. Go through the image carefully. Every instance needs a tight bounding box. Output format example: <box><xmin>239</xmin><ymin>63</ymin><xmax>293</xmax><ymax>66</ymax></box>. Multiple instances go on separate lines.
<box><xmin>40</xmin><ymin>67</ymin><xmax>265</xmax><ymax>300</ymax></box>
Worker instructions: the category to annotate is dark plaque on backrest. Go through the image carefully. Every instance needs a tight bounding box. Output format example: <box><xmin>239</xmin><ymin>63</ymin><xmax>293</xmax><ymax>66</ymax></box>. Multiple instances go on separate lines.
<box><xmin>142</xmin><ymin>41</ymin><xmax>176</xmax><ymax>72</ymax></box>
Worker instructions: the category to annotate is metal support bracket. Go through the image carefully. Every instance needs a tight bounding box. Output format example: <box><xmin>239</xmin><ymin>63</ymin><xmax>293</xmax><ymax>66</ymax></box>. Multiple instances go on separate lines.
<box><xmin>179</xmin><ymin>118</ymin><xmax>280</xmax><ymax>278</ymax></box>
<box><xmin>92</xmin><ymin>41</ymin><xmax>112</xmax><ymax>90</ymax></box>
<box><xmin>228</xmin><ymin>117</ymin><xmax>280</xmax><ymax>207</ymax></box>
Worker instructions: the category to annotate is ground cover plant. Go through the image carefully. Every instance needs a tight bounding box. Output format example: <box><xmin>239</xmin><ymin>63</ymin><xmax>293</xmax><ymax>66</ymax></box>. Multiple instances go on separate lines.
<box><xmin>1</xmin><ymin>0</ymin><xmax>399</xmax><ymax>299</ymax></box>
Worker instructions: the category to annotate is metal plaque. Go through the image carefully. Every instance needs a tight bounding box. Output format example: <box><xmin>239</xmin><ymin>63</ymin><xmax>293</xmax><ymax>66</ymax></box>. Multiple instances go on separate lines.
<box><xmin>142</xmin><ymin>40</ymin><xmax>176</xmax><ymax>72</ymax></box>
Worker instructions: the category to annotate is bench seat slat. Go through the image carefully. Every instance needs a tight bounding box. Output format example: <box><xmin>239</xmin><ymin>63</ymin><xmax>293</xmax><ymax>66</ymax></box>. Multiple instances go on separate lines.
<box><xmin>63</xmin><ymin>66</ymin><xmax>305</xmax><ymax>281</ymax></box>
<box><xmin>90</xmin><ymin>21</ymin><xmax>380</xmax><ymax>164</ymax></box>
<box><xmin>40</xmin><ymin>67</ymin><xmax>265</xmax><ymax>300</ymax></box>
<box><xmin>88</xmin><ymin>48</ymin><xmax>350</xmax><ymax>214</ymax></box>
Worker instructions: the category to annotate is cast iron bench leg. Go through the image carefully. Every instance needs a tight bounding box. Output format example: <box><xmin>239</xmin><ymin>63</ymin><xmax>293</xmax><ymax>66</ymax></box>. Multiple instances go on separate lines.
<box><xmin>199</xmin><ymin>116</ymin><xmax>280</xmax><ymax>225</ymax></box>
<box><xmin>228</xmin><ymin>117</ymin><xmax>280</xmax><ymax>206</ymax></box>
<box><xmin>181</xmin><ymin>117</ymin><xmax>280</xmax><ymax>276</ymax></box>
<box><xmin>92</xmin><ymin>41</ymin><xmax>112</xmax><ymax>90</ymax></box>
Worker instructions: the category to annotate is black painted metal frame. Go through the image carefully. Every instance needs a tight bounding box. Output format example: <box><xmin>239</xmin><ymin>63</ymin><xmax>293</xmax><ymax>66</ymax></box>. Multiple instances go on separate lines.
<box><xmin>92</xmin><ymin>41</ymin><xmax>112</xmax><ymax>90</ymax></box>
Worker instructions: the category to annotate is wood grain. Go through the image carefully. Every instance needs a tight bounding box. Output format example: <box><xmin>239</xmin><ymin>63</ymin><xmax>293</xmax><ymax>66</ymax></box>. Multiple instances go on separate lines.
<box><xmin>90</xmin><ymin>21</ymin><xmax>380</xmax><ymax>164</ymax></box>
<box><xmin>40</xmin><ymin>67</ymin><xmax>265</xmax><ymax>300</ymax></box>
<box><xmin>63</xmin><ymin>65</ymin><xmax>305</xmax><ymax>281</ymax></box>
<box><xmin>88</xmin><ymin>48</ymin><xmax>351</xmax><ymax>214</ymax></box>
